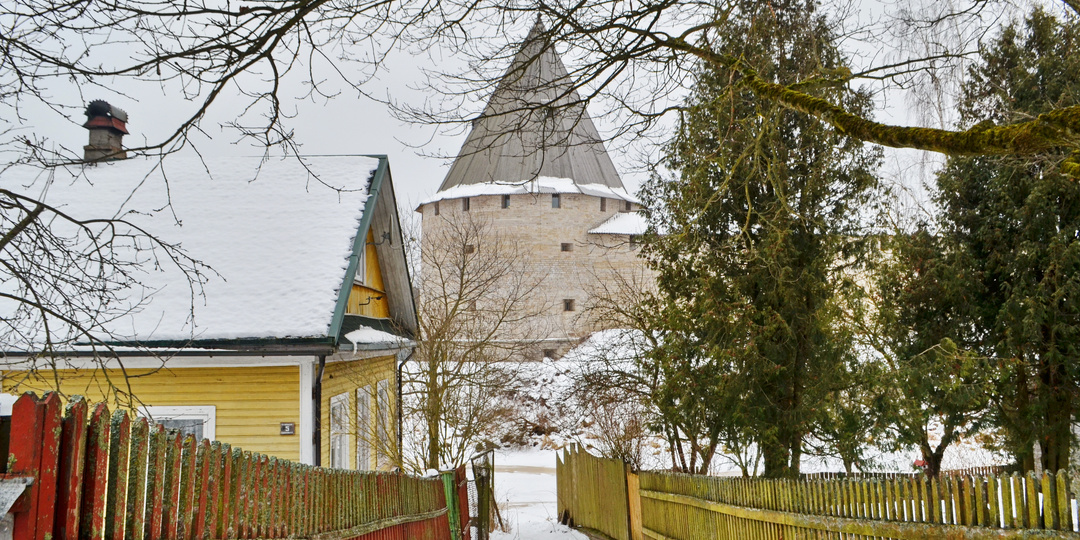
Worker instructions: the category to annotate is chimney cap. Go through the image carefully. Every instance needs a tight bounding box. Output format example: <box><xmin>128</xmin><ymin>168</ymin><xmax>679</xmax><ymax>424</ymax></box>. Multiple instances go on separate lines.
<box><xmin>85</xmin><ymin>100</ymin><xmax>129</xmax><ymax>123</ymax></box>
<box><xmin>83</xmin><ymin>100</ymin><xmax>129</xmax><ymax>135</ymax></box>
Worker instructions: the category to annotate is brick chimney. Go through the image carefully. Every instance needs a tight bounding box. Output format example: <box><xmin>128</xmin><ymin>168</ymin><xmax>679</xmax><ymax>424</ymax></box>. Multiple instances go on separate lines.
<box><xmin>83</xmin><ymin>100</ymin><xmax>129</xmax><ymax>161</ymax></box>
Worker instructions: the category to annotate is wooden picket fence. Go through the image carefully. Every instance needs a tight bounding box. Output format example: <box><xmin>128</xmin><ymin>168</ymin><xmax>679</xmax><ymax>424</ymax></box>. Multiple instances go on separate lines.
<box><xmin>557</xmin><ymin>444</ymin><xmax>1080</xmax><ymax>540</ymax></box>
<box><xmin>1</xmin><ymin>392</ymin><xmax>456</xmax><ymax>539</ymax></box>
<box><xmin>555</xmin><ymin>444</ymin><xmax>633</xmax><ymax>540</ymax></box>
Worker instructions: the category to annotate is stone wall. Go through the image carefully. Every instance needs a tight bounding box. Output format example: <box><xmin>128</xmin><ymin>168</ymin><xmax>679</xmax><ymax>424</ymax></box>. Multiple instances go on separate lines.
<box><xmin>418</xmin><ymin>191</ymin><xmax>655</xmax><ymax>358</ymax></box>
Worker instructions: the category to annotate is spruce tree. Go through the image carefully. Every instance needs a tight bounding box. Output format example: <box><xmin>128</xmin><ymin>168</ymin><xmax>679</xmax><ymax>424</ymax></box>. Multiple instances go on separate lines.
<box><xmin>641</xmin><ymin>0</ymin><xmax>880</xmax><ymax>478</ymax></box>
<box><xmin>933</xmin><ymin>8</ymin><xmax>1080</xmax><ymax>473</ymax></box>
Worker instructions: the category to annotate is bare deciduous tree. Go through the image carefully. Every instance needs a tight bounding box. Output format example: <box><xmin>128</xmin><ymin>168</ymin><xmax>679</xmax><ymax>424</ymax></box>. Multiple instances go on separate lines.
<box><xmin>403</xmin><ymin>213</ymin><xmax>547</xmax><ymax>471</ymax></box>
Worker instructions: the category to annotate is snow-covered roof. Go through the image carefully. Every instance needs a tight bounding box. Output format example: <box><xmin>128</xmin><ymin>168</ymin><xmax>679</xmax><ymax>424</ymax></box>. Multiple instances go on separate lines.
<box><xmin>588</xmin><ymin>211</ymin><xmax>648</xmax><ymax>235</ymax></box>
<box><xmin>438</xmin><ymin>22</ymin><xmax>626</xmax><ymax>193</ymax></box>
<box><xmin>3</xmin><ymin>154</ymin><xmax>380</xmax><ymax>343</ymax></box>
<box><xmin>419</xmin><ymin>176</ymin><xmax>637</xmax><ymax>208</ymax></box>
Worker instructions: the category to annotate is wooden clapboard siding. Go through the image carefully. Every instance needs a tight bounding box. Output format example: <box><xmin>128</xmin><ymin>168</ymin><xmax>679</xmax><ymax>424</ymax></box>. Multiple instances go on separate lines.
<box><xmin>347</xmin><ymin>230</ymin><xmax>391</xmax><ymax>318</ymax></box>
<box><xmin>2</xmin><ymin>366</ymin><xmax>303</xmax><ymax>461</ymax></box>
<box><xmin>320</xmin><ymin>355</ymin><xmax>397</xmax><ymax>469</ymax></box>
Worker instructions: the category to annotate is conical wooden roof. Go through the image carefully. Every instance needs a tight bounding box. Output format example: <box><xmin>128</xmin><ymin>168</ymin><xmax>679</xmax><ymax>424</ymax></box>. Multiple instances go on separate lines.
<box><xmin>437</xmin><ymin>22</ymin><xmax>624</xmax><ymax>191</ymax></box>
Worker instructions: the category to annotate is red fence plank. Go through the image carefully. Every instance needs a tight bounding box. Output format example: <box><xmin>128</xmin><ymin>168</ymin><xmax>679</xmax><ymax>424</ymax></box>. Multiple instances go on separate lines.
<box><xmin>192</xmin><ymin>439</ymin><xmax>211</xmax><ymax>539</ymax></box>
<box><xmin>56</xmin><ymin>397</ymin><xmax>89</xmax><ymax>539</ymax></box>
<box><xmin>145</xmin><ymin>424</ymin><xmax>168</xmax><ymax>540</ymax></box>
<box><xmin>80</xmin><ymin>402</ymin><xmax>112</xmax><ymax>540</ymax></box>
<box><xmin>163</xmin><ymin>432</ymin><xmax>183</xmax><ymax>540</ymax></box>
<box><xmin>125</xmin><ymin>417</ymin><xmax>150</xmax><ymax>540</ymax></box>
<box><xmin>105</xmin><ymin>410</ymin><xmax>132</xmax><ymax>540</ymax></box>
<box><xmin>206</xmin><ymin>441</ymin><xmax>222</xmax><ymax>538</ymax></box>
<box><xmin>178</xmin><ymin>436</ymin><xmax>197</xmax><ymax>540</ymax></box>
<box><xmin>8</xmin><ymin>393</ymin><xmax>58</xmax><ymax>540</ymax></box>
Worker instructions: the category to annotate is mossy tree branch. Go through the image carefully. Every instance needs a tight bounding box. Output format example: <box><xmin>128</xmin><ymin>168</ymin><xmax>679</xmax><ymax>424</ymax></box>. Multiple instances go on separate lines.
<box><xmin>660</xmin><ymin>37</ymin><xmax>1080</xmax><ymax>177</ymax></box>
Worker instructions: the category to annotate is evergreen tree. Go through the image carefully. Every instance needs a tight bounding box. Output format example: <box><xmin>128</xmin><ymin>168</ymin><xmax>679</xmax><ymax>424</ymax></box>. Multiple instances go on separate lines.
<box><xmin>871</xmin><ymin>229</ymin><xmax>993</xmax><ymax>479</ymax></box>
<box><xmin>641</xmin><ymin>0</ymin><xmax>880</xmax><ymax>478</ymax></box>
<box><xmin>933</xmin><ymin>9</ymin><xmax>1080</xmax><ymax>473</ymax></box>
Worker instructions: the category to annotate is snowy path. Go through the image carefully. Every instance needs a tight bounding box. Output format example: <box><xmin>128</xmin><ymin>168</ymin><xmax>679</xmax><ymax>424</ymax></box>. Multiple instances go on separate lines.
<box><xmin>490</xmin><ymin>449</ymin><xmax>588</xmax><ymax>540</ymax></box>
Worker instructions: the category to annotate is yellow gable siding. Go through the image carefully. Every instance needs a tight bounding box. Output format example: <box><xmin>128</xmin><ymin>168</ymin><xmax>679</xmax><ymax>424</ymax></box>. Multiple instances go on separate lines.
<box><xmin>2</xmin><ymin>366</ymin><xmax>302</xmax><ymax>461</ymax></box>
<box><xmin>347</xmin><ymin>230</ymin><xmax>390</xmax><ymax>318</ymax></box>
<box><xmin>321</xmin><ymin>355</ymin><xmax>397</xmax><ymax>470</ymax></box>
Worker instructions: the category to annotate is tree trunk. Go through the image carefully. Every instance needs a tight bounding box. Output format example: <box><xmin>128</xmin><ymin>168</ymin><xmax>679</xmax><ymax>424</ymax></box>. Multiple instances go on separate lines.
<box><xmin>762</xmin><ymin>444</ymin><xmax>790</xmax><ymax>478</ymax></box>
<box><xmin>1040</xmin><ymin>353</ymin><xmax>1073</xmax><ymax>473</ymax></box>
<box><xmin>425</xmin><ymin>359</ymin><xmax>443</xmax><ymax>470</ymax></box>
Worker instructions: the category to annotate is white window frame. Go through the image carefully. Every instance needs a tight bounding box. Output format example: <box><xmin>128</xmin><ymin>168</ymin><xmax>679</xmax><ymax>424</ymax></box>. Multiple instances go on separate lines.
<box><xmin>138</xmin><ymin>405</ymin><xmax>217</xmax><ymax>440</ymax></box>
<box><xmin>329</xmin><ymin>393</ymin><xmax>350</xmax><ymax>469</ymax></box>
<box><xmin>376</xmin><ymin>379</ymin><xmax>392</xmax><ymax>469</ymax></box>
<box><xmin>356</xmin><ymin>385</ymin><xmax>373</xmax><ymax>470</ymax></box>
<box><xmin>355</xmin><ymin>242</ymin><xmax>367</xmax><ymax>285</ymax></box>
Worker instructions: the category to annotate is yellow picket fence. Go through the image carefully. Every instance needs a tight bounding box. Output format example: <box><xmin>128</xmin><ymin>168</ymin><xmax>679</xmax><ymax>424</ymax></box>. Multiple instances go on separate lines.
<box><xmin>556</xmin><ymin>444</ymin><xmax>634</xmax><ymax>540</ymax></box>
<box><xmin>556</xmin><ymin>445</ymin><xmax>1080</xmax><ymax>540</ymax></box>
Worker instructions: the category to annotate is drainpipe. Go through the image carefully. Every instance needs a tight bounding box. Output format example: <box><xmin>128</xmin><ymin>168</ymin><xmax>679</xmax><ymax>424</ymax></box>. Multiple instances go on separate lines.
<box><xmin>313</xmin><ymin>355</ymin><xmax>326</xmax><ymax>467</ymax></box>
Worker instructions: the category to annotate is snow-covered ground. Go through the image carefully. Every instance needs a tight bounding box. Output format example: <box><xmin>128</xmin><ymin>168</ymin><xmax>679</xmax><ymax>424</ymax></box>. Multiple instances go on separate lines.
<box><xmin>489</xmin><ymin>449</ymin><xmax>587</xmax><ymax>540</ymax></box>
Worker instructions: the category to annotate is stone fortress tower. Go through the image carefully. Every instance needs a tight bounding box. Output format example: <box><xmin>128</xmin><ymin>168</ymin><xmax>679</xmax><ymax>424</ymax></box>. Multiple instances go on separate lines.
<box><xmin>417</xmin><ymin>22</ymin><xmax>654</xmax><ymax>358</ymax></box>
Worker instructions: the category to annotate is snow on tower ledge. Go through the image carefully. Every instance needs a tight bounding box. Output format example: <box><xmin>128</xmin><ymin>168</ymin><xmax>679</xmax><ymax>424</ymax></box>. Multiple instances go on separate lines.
<box><xmin>588</xmin><ymin>211</ymin><xmax>648</xmax><ymax>235</ymax></box>
<box><xmin>419</xmin><ymin>176</ymin><xmax>637</xmax><ymax>207</ymax></box>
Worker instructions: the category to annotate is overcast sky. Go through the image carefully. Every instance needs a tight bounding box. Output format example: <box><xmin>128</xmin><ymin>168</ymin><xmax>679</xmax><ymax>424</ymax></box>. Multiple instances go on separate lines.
<box><xmin>18</xmin><ymin>28</ymin><xmax>655</xmax><ymax>224</ymax></box>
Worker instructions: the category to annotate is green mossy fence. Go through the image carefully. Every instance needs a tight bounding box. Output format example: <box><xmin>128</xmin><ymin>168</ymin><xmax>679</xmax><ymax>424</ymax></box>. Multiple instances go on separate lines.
<box><xmin>557</xmin><ymin>444</ymin><xmax>1080</xmax><ymax>540</ymax></box>
<box><xmin>1</xmin><ymin>392</ymin><xmax>463</xmax><ymax>540</ymax></box>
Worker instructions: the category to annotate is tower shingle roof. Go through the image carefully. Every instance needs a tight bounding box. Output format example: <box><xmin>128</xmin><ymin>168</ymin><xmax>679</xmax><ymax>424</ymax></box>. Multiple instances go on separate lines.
<box><xmin>437</xmin><ymin>22</ymin><xmax>624</xmax><ymax>192</ymax></box>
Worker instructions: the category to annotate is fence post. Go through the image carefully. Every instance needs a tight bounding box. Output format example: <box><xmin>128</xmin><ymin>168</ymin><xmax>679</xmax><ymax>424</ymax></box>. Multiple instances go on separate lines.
<box><xmin>441</xmin><ymin>470</ymin><xmax>462</xmax><ymax>540</ymax></box>
<box><xmin>626</xmin><ymin>467</ymin><xmax>643</xmax><ymax>540</ymax></box>
<box><xmin>476</xmin><ymin>462</ymin><xmax>489</xmax><ymax>540</ymax></box>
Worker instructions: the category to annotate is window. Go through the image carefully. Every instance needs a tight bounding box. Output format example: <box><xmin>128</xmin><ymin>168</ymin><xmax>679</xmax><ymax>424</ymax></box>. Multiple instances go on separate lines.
<box><xmin>542</xmin><ymin>349</ymin><xmax>557</xmax><ymax>359</ymax></box>
<box><xmin>139</xmin><ymin>405</ymin><xmax>216</xmax><ymax>441</ymax></box>
<box><xmin>464</xmin><ymin>244</ymin><xmax>476</xmax><ymax>255</ymax></box>
<box><xmin>463</xmin><ymin>197</ymin><xmax>471</xmax><ymax>211</ymax></box>
<box><xmin>630</xmin><ymin>235</ymin><xmax>642</xmax><ymax>248</ymax></box>
<box><xmin>376</xmin><ymin>379</ymin><xmax>392</xmax><ymax>469</ymax></box>
<box><xmin>355</xmin><ymin>242</ymin><xmax>367</xmax><ymax>285</ymax></box>
<box><xmin>357</xmin><ymin>386</ymin><xmax>372</xmax><ymax>470</ymax></box>
<box><xmin>502</xmin><ymin>194</ymin><xmax>510</xmax><ymax>208</ymax></box>
<box><xmin>330</xmin><ymin>393</ymin><xmax>349</xmax><ymax>469</ymax></box>
<box><xmin>552</xmin><ymin>194</ymin><xmax>561</xmax><ymax>208</ymax></box>
<box><xmin>600</xmin><ymin>197</ymin><xmax>606</xmax><ymax>211</ymax></box>
<box><xmin>434</xmin><ymin>201</ymin><xmax>440</xmax><ymax>216</ymax></box>
<box><xmin>561</xmin><ymin>243</ymin><xmax>573</xmax><ymax>252</ymax></box>
<box><xmin>625</xmin><ymin>200</ymin><xmax>633</xmax><ymax>212</ymax></box>
<box><xmin>563</xmin><ymin>299</ymin><xmax>575</xmax><ymax>311</ymax></box>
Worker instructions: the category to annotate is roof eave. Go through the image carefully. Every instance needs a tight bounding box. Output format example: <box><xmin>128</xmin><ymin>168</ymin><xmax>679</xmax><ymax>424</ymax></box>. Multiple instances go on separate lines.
<box><xmin>4</xmin><ymin>336</ymin><xmax>338</xmax><ymax>357</ymax></box>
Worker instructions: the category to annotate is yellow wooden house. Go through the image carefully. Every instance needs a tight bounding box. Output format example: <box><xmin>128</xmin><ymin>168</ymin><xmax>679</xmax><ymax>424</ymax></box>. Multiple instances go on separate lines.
<box><xmin>0</xmin><ymin>153</ymin><xmax>417</xmax><ymax>470</ymax></box>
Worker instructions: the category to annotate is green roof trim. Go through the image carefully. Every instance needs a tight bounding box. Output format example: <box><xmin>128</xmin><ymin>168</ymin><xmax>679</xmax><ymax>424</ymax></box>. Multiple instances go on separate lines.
<box><xmin>327</xmin><ymin>155</ymin><xmax>388</xmax><ymax>347</ymax></box>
